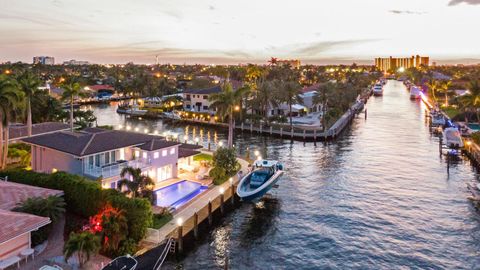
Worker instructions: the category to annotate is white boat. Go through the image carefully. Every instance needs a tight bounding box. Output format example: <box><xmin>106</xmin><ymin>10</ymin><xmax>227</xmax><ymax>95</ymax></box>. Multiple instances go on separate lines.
<box><xmin>102</xmin><ymin>255</ymin><xmax>137</xmax><ymax>270</ymax></box>
<box><xmin>431</xmin><ymin>112</ymin><xmax>446</xmax><ymax>126</ymax></box>
<box><xmin>117</xmin><ymin>103</ymin><xmax>147</xmax><ymax>116</ymax></box>
<box><xmin>409</xmin><ymin>86</ymin><xmax>421</xmax><ymax>99</ymax></box>
<box><xmin>236</xmin><ymin>160</ymin><xmax>284</xmax><ymax>202</ymax></box>
<box><xmin>443</xmin><ymin>127</ymin><xmax>464</xmax><ymax>149</ymax></box>
<box><xmin>372</xmin><ymin>83</ymin><xmax>383</xmax><ymax>96</ymax></box>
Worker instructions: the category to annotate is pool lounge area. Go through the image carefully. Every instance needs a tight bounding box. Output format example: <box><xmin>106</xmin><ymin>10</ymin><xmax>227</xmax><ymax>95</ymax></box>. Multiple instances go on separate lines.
<box><xmin>154</xmin><ymin>180</ymin><xmax>208</xmax><ymax>210</ymax></box>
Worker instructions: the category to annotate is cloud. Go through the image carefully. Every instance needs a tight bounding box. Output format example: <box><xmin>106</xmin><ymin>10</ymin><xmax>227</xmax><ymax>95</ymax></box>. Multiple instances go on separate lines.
<box><xmin>208</xmin><ymin>5</ymin><xmax>215</xmax><ymax>10</ymax></box>
<box><xmin>448</xmin><ymin>0</ymin><xmax>480</xmax><ymax>5</ymax></box>
<box><xmin>389</xmin><ymin>10</ymin><xmax>426</xmax><ymax>15</ymax></box>
<box><xmin>292</xmin><ymin>39</ymin><xmax>379</xmax><ymax>56</ymax></box>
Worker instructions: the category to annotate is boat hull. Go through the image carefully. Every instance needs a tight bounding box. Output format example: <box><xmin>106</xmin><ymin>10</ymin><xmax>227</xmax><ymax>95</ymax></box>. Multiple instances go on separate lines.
<box><xmin>236</xmin><ymin>171</ymin><xmax>283</xmax><ymax>202</ymax></box>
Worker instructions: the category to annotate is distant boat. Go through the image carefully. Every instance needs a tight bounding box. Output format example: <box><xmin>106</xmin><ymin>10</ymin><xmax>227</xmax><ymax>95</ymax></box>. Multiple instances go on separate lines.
<box><xmin>431</xmin><ymin>111</ymin><xmax>446</xmax><ymax>126</ymax></box>
<box><xmin>409</xmin><ymin>86</ymin><xmax>421</xmax><ymax>100</ymax></box>
<box><xmin>102</xmin><ymin>255</ymin><xmax>137</xmax><ymax>270</ymax></box>
<box><xmin>117</xmin><ymin>103</ymin><xmax>147</xmax><ymax>116</ymax></box>
<box><xmin>443</xmin><ymin>127</ymin><xmax>464</xmax><ymax>149</ymax></box>
<box><xmin>372</xmin><ymin>83</ymin><xmax>383</xmax><ymax>96</ymax></box>
<box><xmin>236</xmin><ymin>160</ymin><xmax>284</xmax><ymax>202</ymax></box>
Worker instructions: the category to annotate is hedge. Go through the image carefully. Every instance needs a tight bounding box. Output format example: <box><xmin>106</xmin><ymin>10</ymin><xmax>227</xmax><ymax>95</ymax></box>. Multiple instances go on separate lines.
<box><xmin>1</xmin><ymin>170</ymin><xmax>152</xmax><ymax>243</ymax></box>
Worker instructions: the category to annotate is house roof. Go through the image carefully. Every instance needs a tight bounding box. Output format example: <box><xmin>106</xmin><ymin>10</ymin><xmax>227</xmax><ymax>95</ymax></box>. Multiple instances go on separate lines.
<box><xmin>0</xmin><ymin>210</ymin><xmax>50</xmax><ymax>244</ymax></box>
<box><xmin>137</xmin><ymin>139</ymin><xmax>180</xmax><ymax>151</ymax></box>
<box><xmin>183</xmin><ymin>86</ymin><xmax>222</xmax><ymax>95</ymax></box>
<box><xmin>0</xmin><ymin>181</ymin><xmax>63</xmax><ymax>211</ymax></box>
<box><xmin>22</xmin><ymin>129</ymin><xmax>165</xmax><ymax>157</ymax></box>
<box><xmin>10</xmin><ymin>122</ymin><xmax>70</xmax><ymax>141</ymax></box>
<box><xmin>179</xmin><ymin>143</ymin><xmax>203</xmax><ymax>150</ymax></box>
<box><xmin>178</xmin><ymin>148</ymin><xmax>201</xmax><ymax>158</ymax></box>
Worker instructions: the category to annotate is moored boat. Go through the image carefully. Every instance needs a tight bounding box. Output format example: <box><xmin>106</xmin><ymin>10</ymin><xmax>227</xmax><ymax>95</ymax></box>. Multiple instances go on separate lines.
<box><xmin>372</xmin><ymin>83</ymin><xmax>383</xmax><ymax>96</ymax></box>
<box><xmin>409</xmin><ymin>86</ymin><xmax>421</xmax><ymax>99</ymax></box>
<box><xmin>236</xmin><ymin>160</ymin><xmax>284</xmax><ymax>202</ymax></box>
<box><xmin>443</xmin><ymin>126</ymin><xmax>464</xmax><ymax>149</ymax></box>
<box><xmin>102</xmin><ymin>255</ymin><xmax>137</xmax><ymax>270</ymax></box>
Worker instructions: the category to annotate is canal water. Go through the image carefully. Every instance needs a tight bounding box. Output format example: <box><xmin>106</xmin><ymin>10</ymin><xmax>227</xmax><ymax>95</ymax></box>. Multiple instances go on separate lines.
<box><xmin>91</xmin><ymin>80</ymin><xmax>480</xmax><ymax>269</ymax></box>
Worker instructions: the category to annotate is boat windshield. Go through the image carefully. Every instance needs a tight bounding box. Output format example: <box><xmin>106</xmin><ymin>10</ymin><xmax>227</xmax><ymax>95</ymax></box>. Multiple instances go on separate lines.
<box><xmin>250</xmin><ymin>168</ymin><xmax>273</xmax><ymax>188</ymax></box>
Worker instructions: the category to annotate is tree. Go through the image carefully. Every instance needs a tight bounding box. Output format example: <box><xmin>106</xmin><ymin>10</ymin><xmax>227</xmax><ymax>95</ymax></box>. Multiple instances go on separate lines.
<box><xmin>61</xmin><ymin>79</ymin><xmax>85</xmax><ymax>131</ymax></box>
<box><xmin>13</xmin><ymin>195</ymin><xmax>66</xmax><ymax>222</ymax></box>
<box><xmin>314</xmin><ymin>82</ymin><xmax>336</xmax><ymax>130</ymax></box>
<box><xmin>440</xmin><ymin>80</ymin><xmax>452</xmax><ymax>107</ymax></box>
<box><xmin>117</xmin><ymin>167</ymin><xmax>154</xmax><ymax>200</ymax></box>
<box><xmin>277</xmin><ymin>81</ymin><xmax>303</xmax><ymax>128</ymax></box>
<box><xmin>209</xmin><ymin>147</ymin><xmax>240</xmax><ymax>185</ymax></box>
<box><xmin>0</xmin><ymin>74</ymin><xmax>24</xmax><ymax>169</ymax></box>
<box><xmin>90</xmin><ymin>205</ymin><xmax>128</xmax><ymax>254</ymax></box>
<box><xmin>249</xmin><ymin>80</ymin><xmax>279</xmax><ymax>123</ymax></box>
<box><xmin>459</xmin><ymin>80</ymin><xmax>480</xmax><ymax>122</ymax></box>
<box><xmin>426</xmin><ymin>79</ymin><xmax>440</xmax><ymax>104</ymax></box>
<box><xmin>17</xmin><ymin>71</ymin><xmax>41</xmax><ymax>136</ymax></box>
<box><xmin>64</xmin><ymin>231</ymin><xmax>100</xmax><ymax>268</ymax></box>
<box><xmin>209</xmin><ymin>81</ymin><xmax>250</xmax><ymax>148</ymax></box>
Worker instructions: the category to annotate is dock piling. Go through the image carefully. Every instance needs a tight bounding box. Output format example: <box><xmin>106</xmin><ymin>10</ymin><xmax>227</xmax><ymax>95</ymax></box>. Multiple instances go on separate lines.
<box><xmin>177</xmin><ymin>224</ymin><xmax>183</xmax><ymax>254</ymax></box>
<box><xmin>208</xmin><ymin>200</ymin><xmax>213</xmax><ymax>226</ymax></box>
<box><xmin>220</xmin><ymin>193</ymin><xmax>225</xmax><ymax>214</ymax></box>
<box><xmin>193</xmin><ymin>211</ymin><xmax>198</xmax><ymax>239</ymax></box>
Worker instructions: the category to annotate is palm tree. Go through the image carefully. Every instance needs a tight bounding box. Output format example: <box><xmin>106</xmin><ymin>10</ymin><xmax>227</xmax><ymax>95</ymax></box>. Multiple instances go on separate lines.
<box><xmin>0</xmin><ymin>75</ymin><xmax>24</xmax><ymax>169</ymax></box>
<box><xmin>64</xmin><ymin>231</ymin><xmax>100</xmax><ymax>268</ymax></box>
<box><xmin>459</xmin><ymin>80</ymin><xmax>480</xmax><ymax>122</ymax></box>
<box><xmin>249</xmin><ymin>80</ymin><xmax>279</xmax><ymax>123</ymax></box>
<box><xmin>18</xmin><ymin>71</ymin><xmax>41</xmax><ymax>137</ymax></box>
<box><xmin>61</xmin><ymin>79</ymin><xmax>85</xmax><ymax>132</ymax></box>
<box><xmin>99</xmin><ymin>206</ymin><xmax>128</xmax><ymax>253</ymax></box>
<box><xmin>117</xmin><ymin>167</ymin><xmax>154</xmax><ymax>199</ymax></box>
<box><xmin>277</xmin><ymin>81</ymin><xmax>303</xmax><ymax>128</ymax></box>
<box><xmin>426</xmin><ymin>79</ymin><xmax>440</xmax><ymax>105</ymax></box>
<box><xmin>440</xmin><ymin>80</ymin><xmax>452</xmax><ymax>107</ymax></box>
<box><xmin>314</xmin><ymin>82</ymin><xmax>336</xmax><ymax>131</ymax></box>
<box><xmin>13</xmin><ymin>195</ymin><xmax>66</xmax><ymax>222</ymax></box>
<box><xmin>209</xmin><ymin>81</ymin><xmax>250</xmax><ymax>148</ymax></box>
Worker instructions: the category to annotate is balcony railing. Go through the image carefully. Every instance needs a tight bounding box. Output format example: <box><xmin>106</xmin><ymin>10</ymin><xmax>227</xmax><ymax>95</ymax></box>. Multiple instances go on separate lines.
<box><xmin>84</xmin><ymin>159</ymin><xmax>151</xmax><ymax>178</ymax></box>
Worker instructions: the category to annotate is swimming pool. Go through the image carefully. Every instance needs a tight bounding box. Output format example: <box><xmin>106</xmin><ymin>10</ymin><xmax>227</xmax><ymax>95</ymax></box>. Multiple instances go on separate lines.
<box><xmin>468</xmin><ymin>123</ymin><xmax>480</xmax><ymax>132</ymax></box>
<box><xmin>154</xmin><ymin>180</ymin><xmax>208</xmax><ymax>209</ymax></box>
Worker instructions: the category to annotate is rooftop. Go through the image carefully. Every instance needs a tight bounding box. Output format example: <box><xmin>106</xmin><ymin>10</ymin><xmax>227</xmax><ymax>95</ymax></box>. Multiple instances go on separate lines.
<box><xmin>0</xmin><ymin>209</ymin><xmax>50</xmax><ymax>244</ymax></box>
<box><xmin>10</xmin><ymin>122</ymin><xmax>70</xmax><ymax>141</ymax></box>
<box><xmin>0</xmin><ymin>181</ymin><xmax>63</xmax><ymax>211</ymax></box>
<box><xmin>137</xmin><ymin>139</ymin><xmax>180</xmax><ymax>151</ymax></box>
<box><xmin>183</xmin><ymin>86</ymin><xmax>222</xmax><ymax>95</ymax></box>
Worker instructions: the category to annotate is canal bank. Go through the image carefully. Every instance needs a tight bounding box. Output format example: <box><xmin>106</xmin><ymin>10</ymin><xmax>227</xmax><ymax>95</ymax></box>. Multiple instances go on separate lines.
<box><xmin>91</xmin><ymin>81</ymin><xmax>480</xmax><ymax>269</ymax></box>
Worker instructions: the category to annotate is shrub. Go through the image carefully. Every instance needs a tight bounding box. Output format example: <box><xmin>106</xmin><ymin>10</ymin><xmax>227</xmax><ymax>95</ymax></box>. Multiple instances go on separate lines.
<box><xmin>472</xmin><ymin>132</ymin><xmax>480</xmax><ymax>145</ymax></box>
<box><xmin>209</xmin><ymin>147</ymin><xmax>240</xmax><ymax>185</ymax></box>
<box><xmin>152</xmin><ymin>211</ymin><xmax>173</xmax><ymax>229</ymax></box>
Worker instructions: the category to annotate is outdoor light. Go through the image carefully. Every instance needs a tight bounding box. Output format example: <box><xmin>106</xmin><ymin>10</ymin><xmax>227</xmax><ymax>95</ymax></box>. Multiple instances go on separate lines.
<box><xmin>134</xmin><ymin>127</ymin><xmax>139</xmax><ymax>132</ymax></box>
<box><xmin>176</xmin><ymin>218</ymin><xmax>183</xmax><ymax>226</ymax></box>
<box><xmin>257</xmin><ymin>156</ymin><xmax>262</xmax><ymax>161</ymax></box>
<box><xmin>235</xmin><ymin>105</ymin><xmax>240</xmax><ymax>111</ymax></box>
<box><xmin>144</xmin><ymin>129</ymin><xmax>149</xmax><ymax>133</ymax></box>
<box><xmin>219</xmin><ymin>141</ymin><xmax>223</xmax><ymax>147</ymax></box>
<box><xmin>118</xmin><ymin>124</ymin><xmax>123</xmax><ymax>129</ymax></box>
<box><xmin>254</xmin><ymin>150</ymin><xmax>260</xmax><ymax>156</ymax></box>
<box><xmin>219</xmin><ymin>187</ymin><xmax>225</xmax><ymax>194</ymax></box>
<box><xmin>467</xmin><ymin>141</ymin><xmax>472</xmax><ymax>146</ymax></box>
<box><xmin>154</xmin><ymin>130</ymin><xmax>159</xmax><ymax>135</ymax></box>
<box><xmin>126</xmin><ymin>126</ymin><xmax>131</xmax><ymax>131</ymax></box>
<box><xmin>229</xmin><ymin>178</ymin><xmax>233</xmax><ymax>184</ymax></box>
<box><xmin>195</xmin><ymin>137</ymin><xmax>199</xmax><ymax>142</ymax></box>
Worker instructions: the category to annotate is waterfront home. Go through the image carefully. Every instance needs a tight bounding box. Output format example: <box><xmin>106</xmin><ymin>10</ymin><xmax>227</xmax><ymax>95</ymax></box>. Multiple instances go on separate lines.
<box><xmin>182</xmin><ymin>86</ymin><xmax>221</xmax><ymax>114</ymax></box>
<box><xmin>9</xmin><ymin>122</ymin><xmax>70</xmax><ymax>143</ymax></box>
<box><xmin>0</xmin><ymin>181</ymin><xmax>63</xmax><ymax>266</ymax></box>
<box><xmin>22</xmin><ymin>128</ymin><xmax>199</xmax><ymax>189</ymax></box>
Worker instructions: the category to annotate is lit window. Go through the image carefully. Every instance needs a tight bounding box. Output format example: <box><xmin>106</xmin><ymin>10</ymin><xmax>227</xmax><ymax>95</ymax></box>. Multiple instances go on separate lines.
<box><xmin>142</xmin><ymin>152</ymin><xmax>147</xmax><ymax>159</ymax></box>
<box><xmin>154</xmin><ymin>152</ymin><xmax>159</xmax><ymax>159</ymax></box>
<box><xmin>170</xmin><ymin>148</ymin><xmax>175</xmax><ymax>155</ymax></box>
<box><xmin>162</xmin><ymin>150</ymin><xmax>167</xmax><ymax>157</ymax></box>
<box><xmin>134</xmin><ymin>150</ymin><xmax>139</xmax><ymax>158</ymax></box>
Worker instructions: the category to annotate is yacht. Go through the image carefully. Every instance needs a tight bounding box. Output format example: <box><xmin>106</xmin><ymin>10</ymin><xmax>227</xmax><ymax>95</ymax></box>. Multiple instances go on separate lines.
<box><xmin>102</xmin><ymin>255</ymin><xmax>137</xmax><ymax>270</ymax></box>
<box><xmin>236</xmin><ymin>160</ymin><xmax>284</xmax><ymax>202</ymax></box>
<box><xmin>443</xmin><ymin>127</ymin><xmax>464</xmax><ymax>149</ymax></box>
<box><xmin>372</xmin><ymin>83</ymin><xmax>383</xmax><ymax>96</ymax></box>
<box><xmin>117</xmin><ymin>103</ymin><xmax>147</xmax><ymax>116</ymax></box>
<box><xmin>430</xmin><ymin>111</ymin><xmax>446</xmax><ymax>126</ymax></box>
<box><xmin>409</xmin><ymin>86</ymin><xmax>421</xmax><ymax>100</ymax></box>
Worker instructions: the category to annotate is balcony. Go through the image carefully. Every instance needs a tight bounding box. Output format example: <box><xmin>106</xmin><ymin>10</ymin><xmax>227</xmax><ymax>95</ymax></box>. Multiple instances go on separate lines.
<box><xmin>84</xmin><ymin>159</ymin><xmax>151</xmax><ymax>179</ymax></box>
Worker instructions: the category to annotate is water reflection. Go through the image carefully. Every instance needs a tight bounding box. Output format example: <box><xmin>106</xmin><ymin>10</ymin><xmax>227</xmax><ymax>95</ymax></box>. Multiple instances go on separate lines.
<box><xmin>240</xmin><ymin>197</ymin><xmax>281</xmax><ymax>246</ymax></box>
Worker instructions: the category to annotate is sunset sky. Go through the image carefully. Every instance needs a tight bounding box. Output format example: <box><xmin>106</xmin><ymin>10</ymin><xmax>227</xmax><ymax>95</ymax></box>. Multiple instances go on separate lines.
<box><xmin>1</xmin><ymin>0</ymin><xmax>479</xmax><ymax>65</ymax></box>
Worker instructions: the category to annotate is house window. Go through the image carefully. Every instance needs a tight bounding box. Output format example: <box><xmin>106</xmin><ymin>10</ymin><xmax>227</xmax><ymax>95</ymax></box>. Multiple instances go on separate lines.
<box><xmin>186</xmin><ymin>104</ymin><xmax>191</xmax><ymax>109</ymax></box>
<box><xmin>157</xmin><ymin>164</ymin><xmax>173</xmax><ymax>181</ymax></box>
<box><xmin>170</xmin><ymin>148</ymin><xmax>175</xmax><ymax>155</ymax></box>
<box><xmin>111</xmin><ymin>151</ymin><xmax>116</xmax><ymax>162</ymax></box>
<box><xmin>271</xmin><ymin>110</ymin><xmax>275</xmax><ymax>115</ymax></box>
<box><xmin>142</xmin><ymin>152</ymin><xmax>148</xmax><ymax>159</ymax></box>
<box><xmin>89</xmin><ymin>156</ymin><xmax>94</xmax><ymax>167</ymax></box>
<box><xmin>203</xmin><ymin>106</ymin><xmax>208</xmax><ymax>110</ymax></box>
<box><xmin>135</xmin><ymin>150</ymin><xmax>140</xmax><ymax>159</ymax></box>
<box><xmin>95</xmin><ymin>154</ymin><xmax>100</xmax><ymax>167</ymax></box>
<box><xmin>110</xmin><ymin>181</ymin><xmax>116</xmax><ymax>189</ymax></box>
<box><xmin>186</xmin><ymin>94</ymin><xmax>191</xmax><ymax>100</ymax></box>
<box><xmin>203</xmin><ymin>95</ymin><xmax>208</xmax><ymax>99</ymax></box>
<box><xmin>162</xmin><ymin>150</ymin><xmax>167</xmax><ymax>157</ymax></box>
<box><xmin>154</xmin><ymin>152</ymin><xmax>159</xmax><ymax>159</ymax></box>
<box><xmin>105</xmin><ymin>152</ymin><xmax>110</xmax><ymax>164</ymax></box>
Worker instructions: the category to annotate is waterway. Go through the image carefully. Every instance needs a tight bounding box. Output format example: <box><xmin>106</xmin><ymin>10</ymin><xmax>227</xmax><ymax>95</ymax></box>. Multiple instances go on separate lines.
<box><xmin>91</xmin><ymin>80</ymin><xmax>480</xmax><ymax>269</ymax></box>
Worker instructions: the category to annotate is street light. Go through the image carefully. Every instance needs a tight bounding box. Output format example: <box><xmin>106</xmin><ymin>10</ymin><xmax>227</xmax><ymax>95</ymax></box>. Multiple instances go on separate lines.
<box><xmin>176</xmin><ymin>217</ymin><xmax>183</xmax><ymax>226</ymax></box>
<box><xmin>218</xmin><ymin>141</ymin><xmax>223</xmax><ymax>147</ymax></box>
<box><xmin>254</xmin><ymin>150</ymin><xmax>260</xmax><ymax>157</ymax></box>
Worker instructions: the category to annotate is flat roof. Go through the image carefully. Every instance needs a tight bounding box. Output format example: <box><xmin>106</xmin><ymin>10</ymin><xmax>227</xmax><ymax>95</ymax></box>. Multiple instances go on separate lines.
<box><xmin>0</xmin><ymin>209</ymin><xmax>50</xmax><ymax>245</ymax></box>
<box><xmin>0</xmin><ymin>181</ymin><xmax>63</xmax><ymax>211</ymax></box>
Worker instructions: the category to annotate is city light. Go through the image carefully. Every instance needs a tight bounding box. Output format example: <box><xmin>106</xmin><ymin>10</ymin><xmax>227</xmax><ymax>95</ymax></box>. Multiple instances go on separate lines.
<box><xmin>176</xmin><ymin>218</ymin><xmax>183</xmax><ymax>226</ymax></box>
<box><xmin>219</xmin><ymin>187</ymin><xmax>225</xmax><ymax>194</ymax></box>
<box><xmin>254</xmin><ymin>150</ymin><xmax>260</xmax><ymax>156</ymax></box>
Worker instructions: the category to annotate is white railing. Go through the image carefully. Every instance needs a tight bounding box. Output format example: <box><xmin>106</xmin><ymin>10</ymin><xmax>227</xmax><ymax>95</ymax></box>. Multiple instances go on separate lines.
<box><xmin>85</xmin><ymin>159</ymin><xmax>150</xmax><ymax>178</ymax></box>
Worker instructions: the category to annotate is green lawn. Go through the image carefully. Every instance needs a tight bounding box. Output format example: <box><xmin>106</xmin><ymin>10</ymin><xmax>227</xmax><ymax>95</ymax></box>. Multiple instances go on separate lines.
<box><xmin>443</xmin><ymin>107</ymin><xmax>460</xmax><ymax>119</ymax></box>
<box><xmin>152</xmin><ymin>213</ymin><xmax>173</xmax><ymax>229</ymax></box>
<box><xmin>193</xmin><ymin>153</ymin><xmax>212</xmax><ymax>162</ymax></box>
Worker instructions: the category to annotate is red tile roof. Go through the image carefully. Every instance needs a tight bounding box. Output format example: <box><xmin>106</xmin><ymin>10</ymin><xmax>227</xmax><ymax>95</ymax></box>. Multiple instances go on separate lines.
<box><xmin>0</xmin><ymin>181</ymin><xmax>63</xmax><ymax>211</ymax></box>
<box><xmin>0</xmin><ymin>210</ymin><xmax>50</xmax><ymax>244</ymax></box>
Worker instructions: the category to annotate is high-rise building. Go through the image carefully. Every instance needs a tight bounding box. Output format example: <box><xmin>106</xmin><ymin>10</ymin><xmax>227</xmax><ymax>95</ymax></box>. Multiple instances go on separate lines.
<box><xmin>374</xmin><ymin>55</ymin><xmax>429</xmax><ymax>72</ymax></box>
<box><xmin>33</xmin><ymin>56</ymin><xmax>55</xmax><ymax>65</ymax></box>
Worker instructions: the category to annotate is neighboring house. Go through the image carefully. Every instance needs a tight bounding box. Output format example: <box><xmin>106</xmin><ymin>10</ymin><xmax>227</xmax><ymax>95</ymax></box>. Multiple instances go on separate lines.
<box><xmin>22</xmin><ymin>128</ymin><xmax>199</xmax><ymax>189</ymax></box>
<box><xmin>0</xmin><ymin>181</ymin><xmax>63</xmax><ymax>262</ymax></box>
<box><xmin>183</xmin><ymin>86</ymin><xmax>221</xmax><ymax>114</ymax></box>
<box><xmin>9</xmin><ymin>122</ymin><xmax>71</xmax><ymax>143</ymax></box>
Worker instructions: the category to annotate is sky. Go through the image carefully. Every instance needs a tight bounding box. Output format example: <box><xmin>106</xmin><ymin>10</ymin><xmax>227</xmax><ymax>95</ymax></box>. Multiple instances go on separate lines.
<box><xmin>0</xmin><ymin>0</ymin><xmax>480</xmax><ymax>65</ymax></box>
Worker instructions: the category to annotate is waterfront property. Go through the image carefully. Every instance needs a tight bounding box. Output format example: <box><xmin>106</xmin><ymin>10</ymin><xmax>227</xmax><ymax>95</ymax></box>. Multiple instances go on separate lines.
<box><xmin>0</xmin><ymin>181</ymin><xmax>63</xmax><ymax>265</ymax></box>
<box><xmin>22</xmin><ymin>127</ymin><xmax>201</xmax><ymax>190</ymax></box>
<box><xmin>8</xmin><ymin>122</ymin><xmax>70</xmax><ymax>143</ymax></box>
<box><xmin>182</xmin><ymin>86</ymin><xmax>221</xmax><ymax>114</ymax></box>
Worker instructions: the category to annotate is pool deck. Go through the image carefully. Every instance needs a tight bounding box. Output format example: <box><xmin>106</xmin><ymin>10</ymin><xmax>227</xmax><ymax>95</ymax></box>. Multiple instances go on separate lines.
<box><xmin>140</xmin><ymin>156</ymin><xmax>250</xmax><ymax>250</ymax></box>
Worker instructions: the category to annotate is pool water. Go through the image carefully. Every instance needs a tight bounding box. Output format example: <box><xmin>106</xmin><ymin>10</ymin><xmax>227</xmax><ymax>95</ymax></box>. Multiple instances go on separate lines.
<box><xmin>468</xmin><ymin>123</ymin><xmax>480</xmax><ymax>131</ymax></box>
<box><xmin>154</xmin><ymin>180</ymin><xmax>208</xmax><ymax>209</ymax></box>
